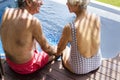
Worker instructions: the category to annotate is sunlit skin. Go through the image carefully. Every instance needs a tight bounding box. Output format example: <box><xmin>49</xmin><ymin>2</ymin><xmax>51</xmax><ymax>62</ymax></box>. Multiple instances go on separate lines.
<box><xmin>0</xmin><ymin>0</ymin><xmax>56</xmax><ymax>64</ymax></box>
<box><xmin>57</xmin><ymin>1</ymin><xmax>100</xmax><ymax>72</ymax></box>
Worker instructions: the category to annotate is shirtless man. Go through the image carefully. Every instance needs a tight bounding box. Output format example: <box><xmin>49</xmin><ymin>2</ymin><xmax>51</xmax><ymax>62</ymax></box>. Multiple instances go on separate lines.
<box><xmin>0</xmin><ymin>0</ymin><xmax>56</xmax><ymax>74</ymax></box>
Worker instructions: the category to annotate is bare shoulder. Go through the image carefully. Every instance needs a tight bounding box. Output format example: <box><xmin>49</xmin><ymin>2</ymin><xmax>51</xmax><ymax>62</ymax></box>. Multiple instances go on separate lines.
<box><xmin>87</xmin><ymin>13</ymin><xmax>100</xmax><ymax>22</ymax></box>
<box><xmin>3</xmin><ymin>8</ymin><xmax>15</xmax><ymax>16</ymax></box>
<box><xmin>62</xmin><ymin>23</ymin><xmax>71</xmax><ymax>35</ymax></box>
<box><xmin>64</xmin><ymin>23</ymin><xmax>71</xmax><ymax>31</ymax></box>
<box><xmin>30</xmin><ymin>16</ymin><xmax>41</xmax><ymax>27</ymax></box>
<box><xmin>91</xmin><ymin>13</ymin><xmax>101</xmax><ymax>29</ymax></box>
<box><xmin>3</xmin><ymin>8</ymin><xmax>11</xmax><ymax>14</ymax></box>
<box><xmin>92</xmin><ymin>13</ymin><xmax>100</xmax><ymax>24</ymax></box>
<box><xmin>87</xmin><ymin>12</ymin><xmax>100</xmax><ymax>28</ymax></box>
<box><xmin>92</xmin><ymin>13</ymin><xmax>100</xmax><ymax>23</ymax></box>
<box><xmin>62</xmin><ymin>23</ymin><xmax>72</xmax><ymax>41</ymax></box>
<box><xmin>29</xmin><ymin>16</ymin><xmax>43</xmax><ymax>37</ymax></box>
<box><xmin>1</xmin><ymin>8</ymin><xmax>12</xmax><ymax>23</ymax></box>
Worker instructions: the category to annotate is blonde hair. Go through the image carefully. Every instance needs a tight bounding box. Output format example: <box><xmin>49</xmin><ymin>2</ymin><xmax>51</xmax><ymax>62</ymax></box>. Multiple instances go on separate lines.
<box><xmin>67</xmin><ymin>0</ymin><xmax>90</xmax><ymax>8</ymax></box>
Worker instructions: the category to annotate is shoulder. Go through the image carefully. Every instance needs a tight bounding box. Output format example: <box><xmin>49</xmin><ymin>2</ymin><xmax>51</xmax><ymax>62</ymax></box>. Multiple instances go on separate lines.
<box><xmin>90</xmin><ymin>13</ymin><xmax>100</xmax><ymax>23</ymax></box>
<box><xmin>28</xmin><ymin>15</ymin><xmax>42</xmax><ymax>28</ymax></box>
<box><xmin>62</xmin><ymin>23</ymin><xmax>71</xmax><ymax>37</ymax></box>
<box><xmin>86</xmin><ymin>13</ymin><xmax>100</xmax><ymax>21</ymax></box>
<box><xmin>31</xmin><ymin>16</ymin><xmax>40</xmax><ymax>24</ymax></box>
<box><xmin>63</xmin><ymin>23</ymin><xmax>71</xmax><ymax>31</ymax></box>
<box><xmin>4</xmin><ymin>8</ymin><xmax>12</xmax><ymax>13</ymax></box>
<box><xmin>29</xmin><ymin>16</ymin><xmax>43</xmax><ymax>34</ymax></box>
<box><xmin>86</xmin><ymin>13</ymin><xmax>100</xmax><ymax>27</ymax></box>
<box><xmin>2</xmin><ymin>8</ymin><xmax>13</xmax><ymax>20</ymax></box>
<box><xmin>91</xmin><ymin>13</ymin><xmax>100</xmax><ymax>27</ymax></box>
<box><xmin>3</xmin><ymin>8</ymin><xmax>15</xmax><ymax>16</ymax></box>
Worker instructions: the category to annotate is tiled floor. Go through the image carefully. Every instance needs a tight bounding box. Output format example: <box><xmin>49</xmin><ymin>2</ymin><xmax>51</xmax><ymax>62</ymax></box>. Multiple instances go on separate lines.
<box><xmin>0</xmin><ymin>53</ymin><xmax>120</xmax><ymax>80</ymax></box>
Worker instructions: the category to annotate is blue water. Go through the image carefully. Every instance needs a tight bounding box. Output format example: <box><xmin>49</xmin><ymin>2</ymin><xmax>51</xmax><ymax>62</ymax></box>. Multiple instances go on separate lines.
<box><xmin>34</xmin><ymin>0</ymin><xmax>74</xmax><ymax>45</ymax></box>
<box><xmin>0</xmin><ymin>0</ymin><xmax>75</xmax><ymax>57</ymax></box>
<box><xmin>0</xmin><ymin>0</ymin><xmax>120</xmax><ymax>58</ymax></box>
<box><xmin>34</xmin><ymin>0</ymin><xmax>75</xmax><ymax>51</ymax></box>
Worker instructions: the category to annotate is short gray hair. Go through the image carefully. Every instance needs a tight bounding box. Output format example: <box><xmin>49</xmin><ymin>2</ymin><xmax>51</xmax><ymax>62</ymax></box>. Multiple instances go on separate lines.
<box><xmin>67</xmin><ymin>0</ymin><xmax>90</xmax><ymax>8</ymax></box>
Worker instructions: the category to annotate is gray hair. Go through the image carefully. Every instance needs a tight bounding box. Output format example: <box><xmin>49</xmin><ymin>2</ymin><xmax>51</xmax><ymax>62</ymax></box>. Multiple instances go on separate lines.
<box><xmin>67</xmin><ymin>0</ymin><xmax>90</xmax><ymax>8</ymax></box>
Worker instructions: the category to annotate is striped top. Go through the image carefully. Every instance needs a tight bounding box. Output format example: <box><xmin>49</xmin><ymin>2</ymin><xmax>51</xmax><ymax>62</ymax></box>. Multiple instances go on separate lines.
<box><xmin>68</xmin><ymin>22</ymin><xmax>102</xmax><ymax>74</ymax></box>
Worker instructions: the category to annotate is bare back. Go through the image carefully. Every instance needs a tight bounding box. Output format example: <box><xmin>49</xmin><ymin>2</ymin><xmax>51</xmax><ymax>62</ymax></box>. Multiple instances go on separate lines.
<box><xmin>57</xmin><ymin>13</ymin><xmax>100</xmax><ymax>58</ymax></box>
<box><xmin>76</xmin><ymin>13</ymin><xmax>100</xmax><ymax>58</ymax></box>
<box><xmin>0</xmin><ymin>8</ymin><xmax>39</xmax><ymax>64</ymax></box>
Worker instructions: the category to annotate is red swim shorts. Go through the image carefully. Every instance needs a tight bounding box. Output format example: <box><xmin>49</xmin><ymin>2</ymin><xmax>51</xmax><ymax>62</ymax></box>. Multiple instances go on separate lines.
<box><xmin>6</xmin><ymin>50</ymin><xmax>49</xmax><ymax>74</ymax></box>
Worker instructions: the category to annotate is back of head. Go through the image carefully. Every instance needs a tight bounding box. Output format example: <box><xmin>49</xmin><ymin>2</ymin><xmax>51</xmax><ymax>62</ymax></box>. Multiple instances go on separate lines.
<box><xmin>67</xmin><ymin>0</ymin><xmax>90</xmax><ymax>8</ymax></box>
<box><xmin>17</xmin><ymin>0</ymin><xmax>27</xmax><ymax>8</ymax></box>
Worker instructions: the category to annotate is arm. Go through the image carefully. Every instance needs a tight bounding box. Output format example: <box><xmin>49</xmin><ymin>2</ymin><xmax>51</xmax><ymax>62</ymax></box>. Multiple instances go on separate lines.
<box><xmin>32</xmin><ymin>18</ymin><xmax>56</xmax><ymax>55</ymax></box>
<box><xmin>57</xmin><ymin>24</ymin><xmax>71</xmax><ymax>55</ymax></box>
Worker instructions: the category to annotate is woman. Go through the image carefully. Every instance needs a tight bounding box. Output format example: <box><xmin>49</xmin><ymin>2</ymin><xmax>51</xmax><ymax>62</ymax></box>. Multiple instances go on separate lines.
<box><xmin>57</xmin><ymin>0</ymin><xmax>102</xmax><ymax>74</ymax></box>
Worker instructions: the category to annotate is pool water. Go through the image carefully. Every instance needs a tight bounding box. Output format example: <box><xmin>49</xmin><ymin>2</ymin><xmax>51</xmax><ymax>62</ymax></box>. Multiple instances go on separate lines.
<box><xmin>0</xmin><ymin>0</ymin><xmax>120</xmax><ymax>59</ymax></box>
<box><xmin>29</xmin><ymin>0</ymin><xmax>74</xmax><ymax>52</ymax></box>
<box><xmin>0</xmin><ymin>0</ymin><xmax>74</xmax><ymax>58</ymax></box>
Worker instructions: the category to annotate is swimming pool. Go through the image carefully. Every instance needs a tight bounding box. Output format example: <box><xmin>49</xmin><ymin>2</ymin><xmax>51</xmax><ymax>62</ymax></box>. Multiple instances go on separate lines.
<box><xmin>0</xmin><ymin>0</ymin><xmax>74</xmax><ymax>58</ymax></box>
<box><xmin>0</xmin><ymin>0</ymin><xmax>120</xmax><ymax>58</ymax></box>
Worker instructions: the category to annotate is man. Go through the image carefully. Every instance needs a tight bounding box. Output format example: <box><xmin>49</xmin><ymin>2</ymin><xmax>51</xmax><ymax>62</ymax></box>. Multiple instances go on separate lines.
<box><xmin>0</xmin><ymin>0</ymin><xmax>57</xmax><ymax>74</ymax></box>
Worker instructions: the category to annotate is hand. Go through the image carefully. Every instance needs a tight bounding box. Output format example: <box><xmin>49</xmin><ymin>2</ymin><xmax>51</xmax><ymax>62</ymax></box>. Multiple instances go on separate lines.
<box><xmin>52</xmin><ymin>45</ymin><xmax>57</xmax><ymax>55</ymax></box>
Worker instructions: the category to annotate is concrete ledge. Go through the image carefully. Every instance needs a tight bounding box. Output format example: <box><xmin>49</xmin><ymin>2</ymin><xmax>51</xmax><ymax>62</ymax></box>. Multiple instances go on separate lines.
<box><xmin>91</xmin><ymin>0</ymin><xmax>120</xmax><ymax>11</ymax></box>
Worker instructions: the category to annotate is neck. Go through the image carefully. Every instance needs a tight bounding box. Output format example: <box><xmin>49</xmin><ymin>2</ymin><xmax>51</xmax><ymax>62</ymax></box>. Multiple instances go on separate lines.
<box><xmin>20</xmin><ymin>6</ymin><xmax>33</xmax><ymax>15</ymax></box>
<box><xmin>75</xmin><ymin>9</ymin><xmax>87</xmax><ymax>22</ymax></box>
